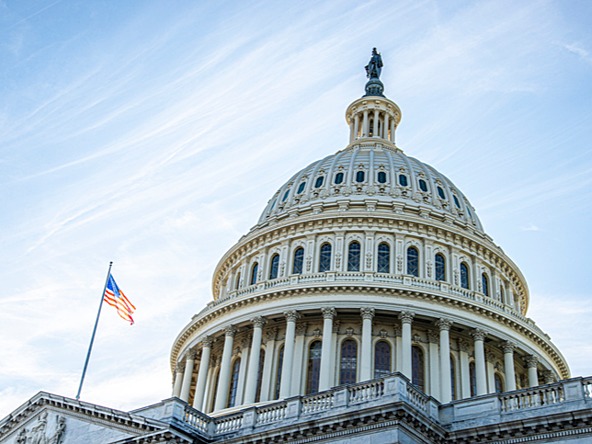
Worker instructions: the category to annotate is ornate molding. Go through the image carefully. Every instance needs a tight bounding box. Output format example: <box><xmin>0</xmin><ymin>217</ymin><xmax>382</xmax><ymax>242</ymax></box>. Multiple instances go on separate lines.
<box><xmin>321</xmin><ymin>307</ymin><xmax>337</xmax><ymax>320</ymax></box>
<box><xmin>360</xmin><ymin>307</ymin><xmax>375</xmax><ymax>320</ymax></box>
<box><xmin>525</xmin><ymin>355</ymin><xmax>539</xmax><ymax>368</ymax></box>
<box><xmin>471</xmin><ymin>328</ymin><xmax>487</xmax><ymax>342</ymax></box>
<box><xmin>284</xmin><ymin>310</ymin><xmax>300</xmax><ymax>322</ymax></box>
<box><xmin>398</xmin><ymin>311</ymin><xmax>415</xmax><ymax>324</ymax></box>
<box><xmin>436</xmin><ymin>318</ymin><xmax>453</xmax><ymax>331</ymax></box>
<box><xmin>224</xmin><ymin>325</ymin><xmax>238</xmax><ymax>337</ymax></box>
<box><xmin>502</xmin><ymin>341</ymin><xmax>516</xmax><ymax>354</ymax></box>
<box><xmin>250</xmin><ymin>316</ymin><xmax>267</xmax><ymax>329</ymax></box>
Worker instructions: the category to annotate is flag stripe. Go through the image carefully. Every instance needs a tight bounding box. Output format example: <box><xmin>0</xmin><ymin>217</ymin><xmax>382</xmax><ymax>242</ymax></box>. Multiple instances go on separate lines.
<box><xmin>102</xmin><ymin>274</ymin><xmax>135</xmax><ymax>325</ymax></box>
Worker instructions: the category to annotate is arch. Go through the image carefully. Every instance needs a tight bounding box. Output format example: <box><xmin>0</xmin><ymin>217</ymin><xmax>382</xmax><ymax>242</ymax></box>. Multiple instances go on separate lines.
<box><xmin>347</xmin><ymin>241</ymin><xmax>361</xmax><ymax>272</ymax></box>
<box><xmin>339</xmin><ymin>339</ymin><xmax>358</xmax><ymax>384</ymax></box>
<box><xmin>412</xmin><ymin>345</ymin><xmax>425</xmax><ymax>391</ymax></box>
<box><xmin>292</xmin><ymin>247</ymin><xmax>304</xmax><ymax>274</ymax></box>
<box><xmin>435</xmin><ymin>253</ymin><xmax>446</xmax><ymax>281</ymax></box>
<box><xmin>407</xmin><ymin>246</ymin><xmax>419</xmax><ymax>277</ymax></box>
<box><xmin>250</xmin><ymin>262</ymin><xmax>259</xmax><ymax>285</ymax></box>
<box><xmin>255</xmin><ymin>349</ymin><xmax>265</xmax><ymax>402</ymax></box>
<box><xmin>269</xmin><ymin>254</ymin><xmax>280</xmax><ymax>280</ymax></box>
<box><xmin>274</xmin><ymin>345</ymin><xmax>284</xmax><ymax>400</ymax></box>
<box><xmin>374</xmin><ymin>340</ymin><xmax>391</xmax><ymax>378</ymax></box>
<box><xmin>377</xmin><ymin>242</ymin><xmax>390</xmax><ymax>273</ymax></box>
<box><xmin>460</xmin><ymin>262</ymin><xmax>470</xmax><ymax>289</ymax></box>
<box><xmin>482</xmin><ymin>273</ymin><xmax>490</xmax><ymax>296</ymax></box>
<box><xmin>494</xmin><ymin>372</ymin><xmax>504</xmax><ymax>393</ymax></box>
<box><xmin>227</xmin><ymin>358</ymin><xmax>241</xmax><ymax>408</ymax></box>
<box><xmin>319</xmin><ymin>243</ymin><xmax>332</xmax><ymax>272</ymax></box>
<box><xmin>306</xmin><ymin>340</ymin><xmax>322</xmax><ymax>394</ymax></box>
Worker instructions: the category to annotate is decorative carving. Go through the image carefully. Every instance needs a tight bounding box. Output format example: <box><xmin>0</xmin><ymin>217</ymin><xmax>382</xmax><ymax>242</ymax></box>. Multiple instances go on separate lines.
<box><xmin>486</xmin><ymin>350</ymin><xmax>496</xmax><ymax>363</ymax></box>
<box><xmin>426</xmin><ymin>261</ymin><xmax>433</xmax><ymax>278</ymax></box>
<box><xmin>525</xmin><ymin>355</ymin><xmax>539</xmax><ymax>368</ymax></box>
<box><xmin>471</xmin><ymin>328</ymin><xmax>487</xmax><ymax>342</ymax></box>
<box><xmin>366</xmin><ymin>252</ymin><xmax>373</xmax><ymax>268</ymax></box>
<box><xmin>251</xmin><ymin>316</ymin><xmax>266</xmax><ymax>329</ymax></box>
<box><xmin>398</xmin><ymin>311</ymin><xmax>415</xmax><ymax>324</ymax></box>
<box><xmin>321</xmin><ymin>307</ymin><xmax>337</xmax><ymax>320</ymax></box>
<box><xmin>427</xmin><ymin>330</ymin><xmax>439</xmax><ymax>344</ymax></box>
<box><xmin>458</xmin><ymin>339</ymin><xmax>470</xmax><ymax>353</ymax></box>
<box><xmin>412</xmin><ymin>333</ymin><xmax>422</xmax><ymax>343</ymax></box>
<box><xmin>345</xmin><ymin>327</ymin><xmax>354</xmax><ymax>337</ymax></box>
<box><xmin>335</xmin><ymin>252</ymin><xmax>342</xmax><ymax>269</ymax></box>
<box><xmin>284</xmin><ymin>310</ymin><xmax>300</xmax><ymax>322</ymax></box>
<box><xmin>436</xmin><ymin>318</ymin><xmax>453</xmax><ymax>331</ymax></box>
<box><xmin>224</xmin><ymin>325</ymin><xmax>238</xmax><ymax>337</ymax></box>
<box><xmin>396</xmin><ymin>255</ymin><xmax>403</xmax><ymax>272</ymax></box>
<box><xmin>306</xmin><ymin>256</ymin><xmax>312</xmax><ymax>272</ymax></box>
<box><xmin>16</xmin><ymin>412</ymin><xmax>64</xmax><ymax>444</ymax></box>
<box><xmin>360</xmin><ymin>307</ymin><xmax>375</xmax><ymax>320</ymax></box>
<box><xmin>265</xmin><ymin>326</ymin><xmax>279</xmax><ymax>341</ymax></box>
<box><xmin>379</xmin><ymin>329</ymin><xmax>388</xmax><ymax>338</ymax></box>
<box><xmin>201</xmin><ymin>335</ymin><xmax>213</xmax><ymax>348</ymax></box>
<box><xmin>393</xmin><ymin>325</ymin><xmax>401</xmax><ymax>337</ymax></box>
<box><xmin>295</xmin><ymin>322</ymin><xmax>308</xmax><ymax>336</ymax></box>
<box><xmin>312</xmin><ymin>328</ymin><xmax>322</xmax><ymax>338</ymax></box>
<box><xmin>501</xmin><ymin>341</ymin><xmax>516</xmax><ymax>354</ymax></box>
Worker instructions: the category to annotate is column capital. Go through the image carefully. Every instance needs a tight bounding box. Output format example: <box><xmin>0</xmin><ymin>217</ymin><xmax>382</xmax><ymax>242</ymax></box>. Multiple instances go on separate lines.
<box><xmin>224</xmin><ymin>325</ymin><xmax>238</xmax><ymax>337</ymax></box>
<box><xmin>398</xmin><ymin>311</ymin><xmax>415</xmax><ymax>324</ymax></box>
<box><xmin>458</xmin><ymin>339</ymin><xmax>470</xmax><ymax>353</ymax></box>
<box><xmin>502</xmin><ymin>341</ymin><xmax>516</xmax><ymax>354</ymax></box>
<box><xmin>250</xmin><ymin>316</ymin><xmax>267</xmax><ymax>328</ymax></box>
<box><xmin>427</xmin><ymin>329</ymin><xmax>439</xmax><ymax>344</ymax></box>
<box><xmin>295</xmin><ymin>322</ymin><xmax>308</xmax><ymax>335</ymax></box>
<box><xmin>265</xmin><ymin>326</ymin><xmax>279</xmax><ymax>341</ymax></box>
<box><xmin>471</xmin><ymin>328</ymin><xmax>487</xmax><ymax>341</ymax></box>
<box><xmin>360</xmin><ymin>307</ymin><xmax>375</xmax><ymax>320</ymax></box>
<box><xmin>201</xmin><ymin>335</ymin><xmax>213</xmax><ymax>348</ymax></box>
<box><xmin>175</xmin><ymin>364</ymin><xmax>183</xmax><ymax>374</ymax></box>
<box><xmin>321</xmin><ymin>307</ymin><xmax>337</xmax><ymax>320</ymax></box>
<box><xmin>525</xmin><ymin>355</ymin><xmax>539</xmax><ymax>368</ymax></box>
<box><xmin>436</xmin><ymin>318</ymin><xmax>453</xmax><ymax>331</ymax></box>
<box><xmin>486</xmin><ymin>350</ymin><xmax>496</xmax><ymax>363</ymax></box>
<box><xmin>186</xmin><ymin>349</ymin><xmax>198</xmax><ymax>361</ymax></box>
<box><xmin>284</xmin><ymin>310</ymin><xmax>300</xmax><ymax>322</ymax></box>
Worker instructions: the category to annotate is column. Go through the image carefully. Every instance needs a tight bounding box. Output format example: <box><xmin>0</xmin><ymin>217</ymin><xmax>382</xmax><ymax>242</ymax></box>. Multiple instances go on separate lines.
<box><xmin>193</xmin><ymin>337</ymin><xmax>212</xmax><ymax>410</ymax></box>
<box><xmin>437</xmin><ymin>319</ymin><xmax>453</xmax><ymax>403</ymax></box>
<box><xmin>384</xmin><ymin>113</ymin><xmax>389</xmax><ymax>139</ymax></box>
<box><xmin>260</xmin><ymin>327</ymin><xmax>278</xmax><ymax>401</ymax></box>
<box><xmin>172</xmin><ymin>364</ymin><xmax>184</xmax><ymax>398</ymax></box>
<box><xmin>244</xmin><ymin>316</ymin><xmax>266</xmax><ymax>404</ymax></box>
<box><xmin>180</xmin><ymin>351</ymin><xmax>196</xmax><ymax>402</ymax></box>
<box><xmin>458</xmin><ymin>339</ymin><xmax>471</xmax><ymax>399</ymax></box>
<box><xmin>427</xmin><ymin>330</ymin><xmax>440</xmax><ymax>400</ymax></box>
<box><xmin>235</xmin><ymin>336</ymin><xmax>250</xmax><ymax>406</ymax></box>
<box><xmin>472</xmin><ymin>329</ymin><xmax>487</xmax><ymax>395</ymax></box>
<box><xmin>372</xmin><ymin>110</ymin><xmax>379</xmax><ymax>136</ymax></box>
<box><xmin>394</xmin><ymin>325</ymin><xmax>402</xmax><ymax>372</ymax></box>
<box><xmin>399</xmin><ymin>311</ymin><xmax>414</xmax><ymax>380</ymax></box>
<box><xmin>526</xmin><ymin>355</ymin><xmax>539</xmax><ymax>388</ymax></box>
<box><xmin>280</xmin><ymin>310</ymin><xmax>300</xmax><ymax>398</ymax></box>
<box><xmin>362</xmin><ymin>110</ymin><xmax>369</xmax><ymax>137</ymax></box>
<box><xmin>502</xmin><ymin>341</ymin><xmax>517</xmax><ymax>391</ymax></box>
<box><xmin>360</xmin><ymin>307</ymin><xmax>375</xmax><ymax>381</ymax></box>
<box><xmin>319</xmin><ymin>307</ymin><xmax>336</xmax><ymax>391</ymax></box>
<box><xmin>353</xmin><ymin>114</ymin><xmax>360</xmax><ymax>140</ymax></box>
<box><xmin>390</xmin><ymin>120</ymin><xmax>395</xmax><ymax>143</ymax></box>
<box><xmin>486</xmin><ymin>351</ymin><xmax>496</xmax><ymax>394</ymax></box>
<box><xmin>214</xmin><ymin>326</ymin><xmax>237</xmax><ymax>411</ymax></box>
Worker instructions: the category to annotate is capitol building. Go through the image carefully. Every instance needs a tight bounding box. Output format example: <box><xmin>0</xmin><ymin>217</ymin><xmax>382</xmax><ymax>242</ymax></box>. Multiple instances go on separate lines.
<box><xmin>1</xmin><ymin>50</ymin><xmax>591</xmax><ymax>444</ymax></box>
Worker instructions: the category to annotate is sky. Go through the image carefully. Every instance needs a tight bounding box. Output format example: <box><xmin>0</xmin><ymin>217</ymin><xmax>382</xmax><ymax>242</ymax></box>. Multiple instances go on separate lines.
<box><xmin>1</xmin><ymin>0</ymin><xmax>591</xmax><ymax>418</ymax></box>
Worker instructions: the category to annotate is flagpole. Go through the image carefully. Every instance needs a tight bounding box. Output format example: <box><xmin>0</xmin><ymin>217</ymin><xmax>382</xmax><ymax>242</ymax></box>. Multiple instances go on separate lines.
<box><xmin>76</xmin><ymin>261</ymin><xmax>113</xmax><ymax>400</ymax></box>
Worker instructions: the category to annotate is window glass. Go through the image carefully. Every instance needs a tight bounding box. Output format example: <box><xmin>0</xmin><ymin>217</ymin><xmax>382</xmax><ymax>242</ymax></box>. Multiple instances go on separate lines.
<box><xmin>407</xmin><ymin>247</ymin><xmax>419</xmax><ymax>277</ymax></box>
<box><xmin>314</xmin><ymin>176</ymin><xmax>324</xmax><ymax>188</ymax></box>
<box><xmin>282</xmin><ymin>189</ymin><xmax>290</xmax><ymax>202</ymax></box>
<box><xmin>377</xmin><ymin>243</ymin><xmax>390</xmax><ymax>273</ymax></box>
<box><xmin>419</xmin><ymin>179</ymin><xmax>428</xmax><ymax>192</ymax></box>
<box><xmin>255</xmin><ymin>350</ymin><xmax>265</xmax><ymax>402</ymax></box>
<box><xmin>437</xmin><ymin>186</ymin><xmax>446</xmax><ymax>199</ymax></box>
<box><xmin>334</xmin><ymin>172</ymin><xmax>344</xmax><ymax>184</ymax></box>
<box><xmin>399</xmin><ymin>174</ymin><xmax>408</xmax><ymax>187</ymax></box>
<box><xmin>460</xmin><ymin>263</ymin><xmax>469</xmax><ymax>289</ymax></box>
<box><xmin>374</xmin><ymin>341</ymin><xmax>391</xmax><ymax>378</ymax></box>
<box><xmin>412</xmin><ymin>346</ymin><xmax>425</xmax><ymax>391</ymax></box>
<box><xmin>377</xmin><ymin>171</ymin><xmax>387</xmax><ymax>183</ymax></box>
<box><xmin>482</xmin><ymin>273</ymin><xmax>489</xmax><ymax>296</ymax></box>
<box><xmin>274</xmin><ymin>346</ymin><xmax>284</xmax><ymax>400</ymax></box>
<box><xmin>435</xmin><ymin>253</ymin><xmax>446</xmax><ymax>281</ymax></box>
<box><xmin>269</xmin><ymin>254</ymin><xmax>280</xmax><ymax>280</ymax></box>
<box><xmin>494</xmin><ymin>373</ymin><xmax>504</xmax><ymax>393</ymax></box>
<box><xmin>469</xmin><ymin>362</ymin><xmax>476</xmax><ymax>397</ymax></box>
<box><xmin>356</xmin><ymin>171</ymin><xmax>365</xmax><ymax>183</ymax></box>
<box><xmin>293</xmin><ymin>247</ymin><xmax>304</xmax><ymax>274</ymax></box>
<box><xmin>306</xmin><ymin>341</ymin><xmax>322</xmax><ymax>394</ymax></box>
<box><xmin>347</xmin><ymin>242</ymin><xmax>361</xmax><ymax>271</ymax></box>
<box><xmin>297</xmin><ymin>182</ymin><xmax>306</xmax><ymax>194</ymax></box>
<box><xmin>235</xmin><ymin>272</ymin><xmax>241</xmax><ymax>290</ymax></box>
<box><xmin>250</xmin><ymin>263</ymin><xmax>258</xmax><ymax>285</ymax></box>
<box><xmin>319</xmin><ymin>243</ymin><xmax>332</xmax><ymax>272</ymax></box>
<box><xmin>339</xmin><ymin>339</ymin><xmax>358</xmax><ymax>384</ymax></box>
<box><xmin>227</xmin><ymin>359</ymin><xmax>241</xmax><ymax>408</ymax></box>
<box><xmin>450</xmin><ymin>355</ymin><xmax>456</xmax><ymax>401</ymax></box>
<box><xmin>453</xmin><ymin>195</ymin><xmax>461</xmax><ymax>208</ymax></box>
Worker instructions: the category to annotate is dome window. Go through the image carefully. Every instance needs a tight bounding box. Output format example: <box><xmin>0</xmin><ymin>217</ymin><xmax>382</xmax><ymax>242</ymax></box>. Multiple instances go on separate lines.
<box><xmin>453</xmin><ymin>195</ymin><xmax>461</xmax><ymax>208</ymax></box>
<box><xmin>250</xmin><ymin>263</ymin><xmax>259</xmax><ymax>285</ymax></box>
<box><xmin>460</xmin><ymin>263</ymin><xmax>470</xmax><ymax>289</ymax></box>
<box><xmin>282</xmin><ymin>189</ymin><xmax>290</xmax><ymax>202</ymax></box>
<box><xmin>482</xmin><ymin>273</ymin><xmax>490</xmax><ymax>297</ymax></box>
<box><xmin>334</xmin><ymin>172</ymin><xmax>344</xmax><ymax>184</ymax></box>
<box><xmin>297</xmin><ymin>182</ymin><xmax>306</xmax><ymax>194</ymax></box>
<box><xmin>319</xmin><ymin>243</ymin><xmax>332</xmax><ymax>272</ymax></box>
<box><xmin>406</xmin><ymin>247</ymin><xmax>419</xmax><ymax>277</ymax></box>
<box><xmin>293</xmin><ymin>247</ymin><xmax>304</xmax><ymax>274</ymax></box>
<box><xmin>377</xmin><ymin>171</ymin><xmax>387</xmax><ymax>184</ymax></box>
<box><xmin>398</xmin><ymin>174</ymin><xmax>408</xmax><ymax>187</ymax></box>
<box><xmin>269</xmin><ymin>254</ymin><xmax>280</xmax><ymax>280</ymax></box>
<box><xmin>435</xmin><ymin>253</ymin><xmax>446</xmax><ymax>281</ymax></box>
<box><xmin>437</xmin><ymin>186</ymin><xmax>446</xmax><ymax>199</ymax></box>
<box><xmin>356</xmin><ymin>171</ymin><xmax>365</xmax><ymax>183</ymax></box>
<box><xmin>314</xmin><ymin>176</ymin><xmax>324</xmax><ymax>188</ymax></box>
<box><xmin>466</xmin><ymin>206</ymin><xmax>472</xmax><ymax>218</ymax></box>
<box><xmin>419</xmin><ymin>179</ymin><xmax>428</xmax><ymax>192</ymax></box>
<box><xmin>347</xmin><ymin>241</ymin><xmax>361</xmax><ymax>271</ymax></box>
<box><xmin>377</xmin><ymin>243</ymin><xmax>390</xmax><ymax>273</ymax></box>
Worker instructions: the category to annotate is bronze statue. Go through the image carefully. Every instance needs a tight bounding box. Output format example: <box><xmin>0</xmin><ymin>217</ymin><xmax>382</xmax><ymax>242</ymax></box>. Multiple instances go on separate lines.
<box><xmin>365</xmin><ymin>48</ymin><xmax>383</xmax><ymax>79</ymax></box>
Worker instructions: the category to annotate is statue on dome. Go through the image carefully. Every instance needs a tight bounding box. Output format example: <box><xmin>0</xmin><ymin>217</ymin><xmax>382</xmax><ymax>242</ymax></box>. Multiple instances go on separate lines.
<box><xmin>365</xmin><ymin>48</ymin><xmax>383</xmax><ymax>79</ymax></box>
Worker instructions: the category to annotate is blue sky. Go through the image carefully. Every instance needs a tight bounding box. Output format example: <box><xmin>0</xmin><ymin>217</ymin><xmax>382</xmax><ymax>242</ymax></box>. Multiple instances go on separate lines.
<box><xmin>1</xmin><ymin>0</ymin><xmax>591</xmax><ymax>417</ymax></box>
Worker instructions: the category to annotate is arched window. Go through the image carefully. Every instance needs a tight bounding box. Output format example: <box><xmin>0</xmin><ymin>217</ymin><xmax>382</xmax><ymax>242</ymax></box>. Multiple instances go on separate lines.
<box><xmin>227</xmin><ymin>358</ymin><xmax>241</xmax><ymax>408</ymax></box>
<box><xmin>282</xmin><ymin>189</ymin><xmax>290</xmax><ymax>202</ymax></box>
<box><xmin>269</xmin><ymin>254</ymin><xmax>280</xmax><ymax>280</ymax></box>
<box><xmin>437</xmin><ymin>186</ymin><xmax>446</xmax><ymax>199</ymax></box>
<box><xmin>377</xmin><ymin>171</ymin><xmax>387</xmax><ymax>184</ymax></box>
<box><xmin>399</xmin><ymin>174</ymin><xmax>408</xmax><ymax>187</ymax></box>
<box><xmin>419</xmin><ymin>179</ymin><xmax>428</xmax><ymax>192</ymax></box>
<box><xmin>319</xmin><ymin>243</ymin><xmax>332</xmax><ymax>272</ymax></box>
<box><xmin>482</xmin><ymin>273</ymin><xmax>489</xmax><ymax>296</ymax></box>
<box><xmin>250</xmin><ymin>263</ymin><xmax>259</xmax><ymax>285</ymax></box>
<box><xmin>340</xmin><ymin>339</ymin><xmax>358</xmax><ymax>384</ymax></box>
<box><xmin>293</xmin><ymin>247</ymin><xmax>304</xmax><ymax>274</ymax></box>
<box><xmin>306</xmin><ymin>341</ymin><xmax>322</xmax><ymax>394</ymax></box>
<box><xmin>469</xmin><ymin>362</ymin><xmax>476</xmax><ymax>397</ymax></box>
<box><xmin>274</xmin><ymin>345</ymin><xmax>284</xmax><ymax>400</ymax></box>
<box><xmin>334</xmin><ymin>172</ymin><xmax>344</xmax><ymax>184</ymax></box>
<box><xmin>494</xmin><ymin>373</ymin><xmax>504</xmax><ymax>393</ymax></box>
<box><xmin>374</xmin><ymin>341</ymin><xmax>391</xmax><ymax>378</ymax></box>
<box><xmin>450</xmin><ymin>355</ymin><xmax>456</xmax><ymax>401</ymax></box>
<box><xmin>407</xmin><ymin>247</ymin><xmax>419</xmax><ymax>277</ymax></box>
<box><xmin>255</xmin><ymin>349</ymin><xmax>265</xmax><ymax>402</ymax></box>
<box><xmin>412</xmin><ymin>346</ymin><xmax>425</xmax><ymax>391</ymax></box>
<box><xmin>435</xmin><ymin>253</ymin><xmax>446</xmax><ymax>281</ymax></box>
<box><xmin>314</xmin><ymin>176</ymin><xmax>324</xmax><ymax>188</ymax></box>
<box><xmin>296</xmin><ymin>182</ymin><xmax>306</xmax><ymax>194</ymax></box>
<box><xmin>460</xmin><ymin>263</ymin><xmax>470</xmax><ymax>289</ymax></box>
<box><xmin>377</xmin><ymin>243</ymin><xmax>390</xmax><ymax>273</ymax></box>
<box><xmin>347</xmin><ymin>241</ymin><xmax>361</xmax><ymax>271</ymax></box>
<box><xmin>356</xmin><ymin>171</ymin><xmax>365</xmax><ymax>183</ymax></box>
<box><xmin>235</xmin><ymin>272</ymin><xmax>241</xmax><ymax>290</ymax></box>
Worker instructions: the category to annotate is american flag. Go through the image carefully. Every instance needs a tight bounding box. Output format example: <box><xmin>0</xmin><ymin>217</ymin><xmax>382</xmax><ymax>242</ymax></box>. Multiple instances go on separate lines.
<box><xmin>103</xmin><ymin>274</ymin><xmax>136</xmax><ymax>325</ymax></box>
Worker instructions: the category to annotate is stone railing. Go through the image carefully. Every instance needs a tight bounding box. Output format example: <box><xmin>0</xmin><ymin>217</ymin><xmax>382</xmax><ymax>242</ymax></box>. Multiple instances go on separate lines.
<box><xmin>500</xmin><ymin>384</ymin><xmax>565</xmax><ymax>412</ymax></box>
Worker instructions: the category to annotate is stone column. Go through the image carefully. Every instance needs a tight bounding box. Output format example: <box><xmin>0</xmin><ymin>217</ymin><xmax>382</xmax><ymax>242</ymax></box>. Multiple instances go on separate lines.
<box><xmin>502</xmin><ymin>341</ymin><xmax>517</xmax><ymax>391</ymax></box>
<box><xmin>372</xmin><ymin>109</ymin><xmax>379</xmax><ymax>136</ymax></box>
<box><xmin>354</xmin><ymin>114</ymin><xmax>360</xmax><ymax>140</ymax></box>
<box><xmin>486</xmin><ymin>350</ymin><xmax>496</xmax><ymax>394</ymax></box>
<box><xmin>399</xmin><ymin>311</ymin><xmax>415</xmax><ymax>380</ymax></box>
<box><xmin>214</xmin><ymin>326</ymin><xmax>237</xmax><ymax>411</ymax></box>
<box><xmin>437</xmin><ymin>319</ymin><xmax>453</xmax><ymax>403</ymax></box>
<box><xmin>180</xmin><ymin>351</ymin><xmax>196</xmax><ymax>402</ymax></box>
<box><xmin>360</xmin><ymin>307</ymin><xmax>375</xmax><ymax>381</ymax></box>
<box><xmin>280</xmin><ymin>310</ymin><xmax>300</xmax><ymax>398</ymax></box>
<box><xmin>394</xmin><ymin>325</ymin><xmax>402</xmax><ymax>372</ymax></box>
<box><xmin>260</xmin><ymin>326</ymin><xmax>278</xmax><ymax>401</ymax></box>
<box><xmin>319</xmin><ymin>307</ymin><xmax>336</xmax><ymax>391</ymax></box>
<box><xmin>193</xmin><ymin>337</ymin><xmax>212</xmax><ymax>410</ymax></box>
<box><xmin>235</xmin><ymin>336</ymin><xmax>250</xmax><ymax>406</ymax></box>
<box><xmin>172</xmin><ymin>364</ymin><xmax>184</xmax><ymax>398</ymax></box>
<box><xmin>427</xmin><ymin>330</ymin><xmax>440</xmax><ymax>400</ymax></box>
<box><xmin>458</xmin><ymin>339</ymin><xmax>471</xmax><ymax>399</ymax></box>
<box><xmin>384</xmin><ymin>113</ymin><xmax>389</xmax><ymax>139</ymax></box>
<box><xmin>472</xmin><ymin>329</ymin><xmax>488</xmax><ymax>395</ymax></box>
<box><xmin>243</xmin><ymin>317</ymin><xmax>266</xmax><ymax>404</ymax></box>
<box><xmin>291</xmin><ymin>322</ymin><xmax>307</xmax><ymax>395</ymax></box>
<box><xmin>362</xmin><ymin>110</ymin><xmax>369</xmax><ymax>137</ymax></box>
<box><xmin>526</xmin><ymin>355</ymin><xmax>539</xmax><ymax>388</ymax></box>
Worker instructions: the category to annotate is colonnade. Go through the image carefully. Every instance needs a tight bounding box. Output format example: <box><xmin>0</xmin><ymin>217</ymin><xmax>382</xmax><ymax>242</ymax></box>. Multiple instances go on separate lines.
<box><xmin>172</xmin><ymin>308</ymin><xmax>547</xmax><ymax>412</ymax></box>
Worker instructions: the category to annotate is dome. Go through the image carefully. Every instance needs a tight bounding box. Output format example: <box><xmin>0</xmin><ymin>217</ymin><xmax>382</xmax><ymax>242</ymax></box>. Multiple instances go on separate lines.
<box><xmin>256</xmin><ymin>144</ymin><xmax>483</xmax><ymax>232</ymax></box>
